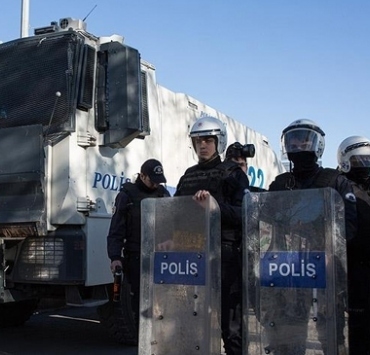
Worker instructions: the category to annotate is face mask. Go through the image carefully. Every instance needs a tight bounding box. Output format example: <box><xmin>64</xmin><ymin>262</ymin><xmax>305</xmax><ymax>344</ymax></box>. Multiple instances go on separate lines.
<box><xmin>347</xmin><ymin>167</ymin><xmax>370</xmax><ymax>185</ymax></box>
<box><xmin>288</xmin><ymin>152</ymin><xmax>318</xmax><ymax>174</ymax></box>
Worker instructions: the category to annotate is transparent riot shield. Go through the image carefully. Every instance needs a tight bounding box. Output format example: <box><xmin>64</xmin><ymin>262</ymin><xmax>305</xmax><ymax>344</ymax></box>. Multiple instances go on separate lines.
<box><xmin>139</xmin><ymin>196</ymin><xmax>221</xmax><ymax>355</ymax></box>
<box><xmin>243</xmin><ymin>188</ymin><xmax>348</xmax><ymax>355</ymax></box>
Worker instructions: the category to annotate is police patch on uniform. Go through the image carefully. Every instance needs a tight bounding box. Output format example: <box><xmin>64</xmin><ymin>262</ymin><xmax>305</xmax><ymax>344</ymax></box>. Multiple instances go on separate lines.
<box><xmin>345</xmin><ymin>192</ymin><xmax>356</xmax><ymax>202</ymax></box>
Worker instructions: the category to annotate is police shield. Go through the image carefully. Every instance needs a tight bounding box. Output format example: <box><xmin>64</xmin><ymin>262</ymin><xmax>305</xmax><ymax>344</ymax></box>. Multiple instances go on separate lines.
<box><xmin>139</xmin><ymin>196</ymin><xmax>221</xmax><ymax>355</ymax></box>
<box><xmin>243</xmin><ymin>188</ymin><xmax>348</xmax><ymax>354</ymax></box>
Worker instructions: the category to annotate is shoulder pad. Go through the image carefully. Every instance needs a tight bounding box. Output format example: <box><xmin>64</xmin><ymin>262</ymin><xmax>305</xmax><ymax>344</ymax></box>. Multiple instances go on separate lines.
<box><xmin>315</xmin><ymin>168</ymin><xmax>341</xmax><ymax>188</ymax></box>
<box><xmin>120</xmin><ymin>182</ymin><xmax>135</xmax><ymax>193</ymax></box>
<box><xmin>184</xmin><ymin>164</ymin><xmax>198</xmax><ymax>174</ymax></box>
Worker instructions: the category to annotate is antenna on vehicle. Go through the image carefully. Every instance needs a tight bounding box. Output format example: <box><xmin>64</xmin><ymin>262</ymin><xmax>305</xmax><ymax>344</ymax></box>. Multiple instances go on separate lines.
<box><xmin>20</xmin><ymin>0</ymin><xmax>30</xmax><ymax>38</ymax></box>
<box><xmin>83</xmin><ymin>4</ymin><xmax>98</xmax><ymax>22</ymax></box>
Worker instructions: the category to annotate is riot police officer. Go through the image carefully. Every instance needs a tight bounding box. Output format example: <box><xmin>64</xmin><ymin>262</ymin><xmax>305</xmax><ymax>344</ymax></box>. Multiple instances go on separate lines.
<box><xmin>175</xmin><ymin>116</ymin><xmax>250</xmax><ymax>355</ymax></box>
<box><xmin>266</xmin><ymin>119</ymin><xmax>357</xmax><ymax>354</ymax></box>
<box><xmin>337</xmin><ymin>135</ymin><xmax>370</xmax><ymax>354</ymax></box>
<box><xmin>106</xmin><ymin>159</ymin><xmax>170</xmax><ymax>344</ymax></box>
<box><xmin>269</xmin><ymin>119</ymin><xmax>357</xmax><ymax>239</ymax></box>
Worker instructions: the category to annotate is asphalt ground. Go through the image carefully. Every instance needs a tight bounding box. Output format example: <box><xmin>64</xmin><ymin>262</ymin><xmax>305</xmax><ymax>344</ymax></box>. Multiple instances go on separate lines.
<box><xmin>0</xmin><ymin>303</ymin><xmax>137</xmax><ymax>355</ymax></box>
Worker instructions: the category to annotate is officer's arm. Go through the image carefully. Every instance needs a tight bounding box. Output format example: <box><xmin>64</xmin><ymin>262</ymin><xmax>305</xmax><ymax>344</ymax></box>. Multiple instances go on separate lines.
<box><xmin>218</xmin><ymin>169</ymin><xmax>250</xmax><ymax>226</ymax></box>
<box><xmin>336</xmin><ymin>176</ymin><xmax>358</xmax><ymax>242</ymax></box>
<box><xmin>107</xmin><ymin>192</ymin><xmax>130</xmax><ymax>261</ymax></box>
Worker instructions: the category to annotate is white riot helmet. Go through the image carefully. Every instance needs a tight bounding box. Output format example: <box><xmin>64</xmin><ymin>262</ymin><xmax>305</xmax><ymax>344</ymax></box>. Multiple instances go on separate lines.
<box><xmin>189</xmin><ymin>116</ymin><xmax>228</xmax><ymax>154</ymax></box>
<box><xmin>281</xmin><ymin>118</ymin><xmax>325</xmax><ymax>159</ymax></box>
<box><xmin>337</xmin><ymin>135</ymin><xmax>370</xmax><ymax>173</ymax></box>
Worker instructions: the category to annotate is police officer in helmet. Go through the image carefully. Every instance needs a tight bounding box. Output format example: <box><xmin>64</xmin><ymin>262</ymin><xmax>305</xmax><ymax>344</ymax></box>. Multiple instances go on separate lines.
<box><xmin>267</xmin><ymin>119</ymin><xmax>357</xmax><ymax>354</ymax></box>
<box><xmin>337</xmin><ymin>135</ymin><xmax>370</xmax><ymax>354</ymax></box>
<box><xmin>175</xmin><ymin>116</ymin><xmax>250</xmax><ymax>355</ymax></box>
<box><xmin>271</xmin><ymin>120</ymin><xmax>357</xmax><ymax>226</ymax></box>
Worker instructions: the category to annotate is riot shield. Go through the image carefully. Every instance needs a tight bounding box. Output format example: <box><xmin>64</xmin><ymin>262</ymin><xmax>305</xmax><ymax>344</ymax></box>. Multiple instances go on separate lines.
<box><xmin>243</xmin><ymin>188</ymin><xmax>348</xmax><ymax>354</ymax></box>
<box><xmin>139</xmin><ymin>196</ymin><xmax>221</xmax><ymax>355</ymax></box>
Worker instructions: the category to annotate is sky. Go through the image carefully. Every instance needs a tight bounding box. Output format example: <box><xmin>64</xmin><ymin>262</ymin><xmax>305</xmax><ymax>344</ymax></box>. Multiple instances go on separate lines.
<box><xmin>1</xmin><ymin>0</ymin><xmax>369</xmax><ymax>169</ymax></box>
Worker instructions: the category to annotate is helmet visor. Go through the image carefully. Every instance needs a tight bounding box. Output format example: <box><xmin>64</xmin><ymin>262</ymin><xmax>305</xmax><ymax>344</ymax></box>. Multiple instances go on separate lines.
<box><xmin>349</xmin><ymin>155</ymin><xmax>370</xmax><ymax>168</ymax></box>
<box><xmin>282</xmin><ymin>129</ymin><xmax>318</xmax><ymax>155</ymax></box>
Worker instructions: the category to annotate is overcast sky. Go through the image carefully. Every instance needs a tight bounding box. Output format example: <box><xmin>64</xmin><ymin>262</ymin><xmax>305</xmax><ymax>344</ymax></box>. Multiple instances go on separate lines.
<box><xmin>1</xmin><ymin>0</ymin><xmax>369</xmax><ymax>168</ymax></box>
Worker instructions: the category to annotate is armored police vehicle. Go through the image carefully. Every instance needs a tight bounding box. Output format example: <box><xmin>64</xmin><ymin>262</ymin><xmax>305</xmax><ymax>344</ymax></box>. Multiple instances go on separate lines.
<box><xmin>0</xmin><ymin>17</ymin><xmax>284</xmax><ymax>342</ymax></box>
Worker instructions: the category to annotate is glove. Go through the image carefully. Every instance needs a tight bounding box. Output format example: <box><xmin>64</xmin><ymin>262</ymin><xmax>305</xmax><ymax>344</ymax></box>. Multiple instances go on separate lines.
<box><xmin>110</xmin><ymin>259</ymin><xmax>122</xmax><ymax>273</ymax></box>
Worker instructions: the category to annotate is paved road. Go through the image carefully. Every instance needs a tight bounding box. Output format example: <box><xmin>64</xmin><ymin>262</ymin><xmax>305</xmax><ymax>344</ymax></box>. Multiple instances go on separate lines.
<box><xmin>0</xmin><ymin>305</ymin><xmax>138</xmax><ymax>355</ymax></box>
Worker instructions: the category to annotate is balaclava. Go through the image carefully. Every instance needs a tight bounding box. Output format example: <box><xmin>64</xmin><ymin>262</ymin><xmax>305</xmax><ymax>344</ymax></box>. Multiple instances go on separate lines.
<box><xmin>288</xmin><ymin>151</ymin><xmax>319</xmax><ymax>178</ymax></box>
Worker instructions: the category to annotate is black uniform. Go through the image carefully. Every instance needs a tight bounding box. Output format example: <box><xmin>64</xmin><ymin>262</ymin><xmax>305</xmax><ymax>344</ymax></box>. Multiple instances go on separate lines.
<box><xmin>175</xmin><ymin>155</ymin><xmax>250</xmax><ymax>355</ymax></box>
<box><xmin>266</xmin><ymin>165</ymin><xmax>357</xmax><ymax>354</ymax></box>
<box><xmin>107</xmin><ymin>177</ymin><xmax>170</xmax><ymax>325</ymax></box>
<box><xmin>269</xmin><ymin>167</ymin><xmax>357</xmax><ymax>241</ymax></box>
<box><xmin>344</xmin><ymin>179</ymin><xmax>370</xmax><ymax>354</ymax></box>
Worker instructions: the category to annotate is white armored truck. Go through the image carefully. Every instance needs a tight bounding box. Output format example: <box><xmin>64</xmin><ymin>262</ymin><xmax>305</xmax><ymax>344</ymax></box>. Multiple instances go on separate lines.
<box><xmin>0</xmin><ymin>17</ymin><xmax>285</xmax><ymax>342</ymax></box>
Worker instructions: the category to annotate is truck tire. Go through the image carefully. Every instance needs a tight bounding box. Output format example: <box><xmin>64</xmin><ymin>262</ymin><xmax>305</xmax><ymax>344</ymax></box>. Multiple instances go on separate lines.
<box><xmin>0</xmin><ymin>299</ymin><xmax>39</xmax><ymax>327</ymax></box>
<box><xmin>97</xmin><ymin>277</ymin><xmax>138</xmax><ymax>345</ymax></box>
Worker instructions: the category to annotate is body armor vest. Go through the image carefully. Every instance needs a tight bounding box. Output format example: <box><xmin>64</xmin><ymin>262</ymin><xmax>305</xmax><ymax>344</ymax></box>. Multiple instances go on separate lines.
<box><xmin>270</xmin><ymin>168</ymin><xmax>340</xmax><ymax>190</ymax></box>
<box><xmin>176</xmin><ymin>160</ymin><xmax>238</xmax><ymax>202</ymax></box>
<box><xmin>176</xmin><ymin>160</ymin><xmax>241</xmax><ymax>242</ymax></box>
